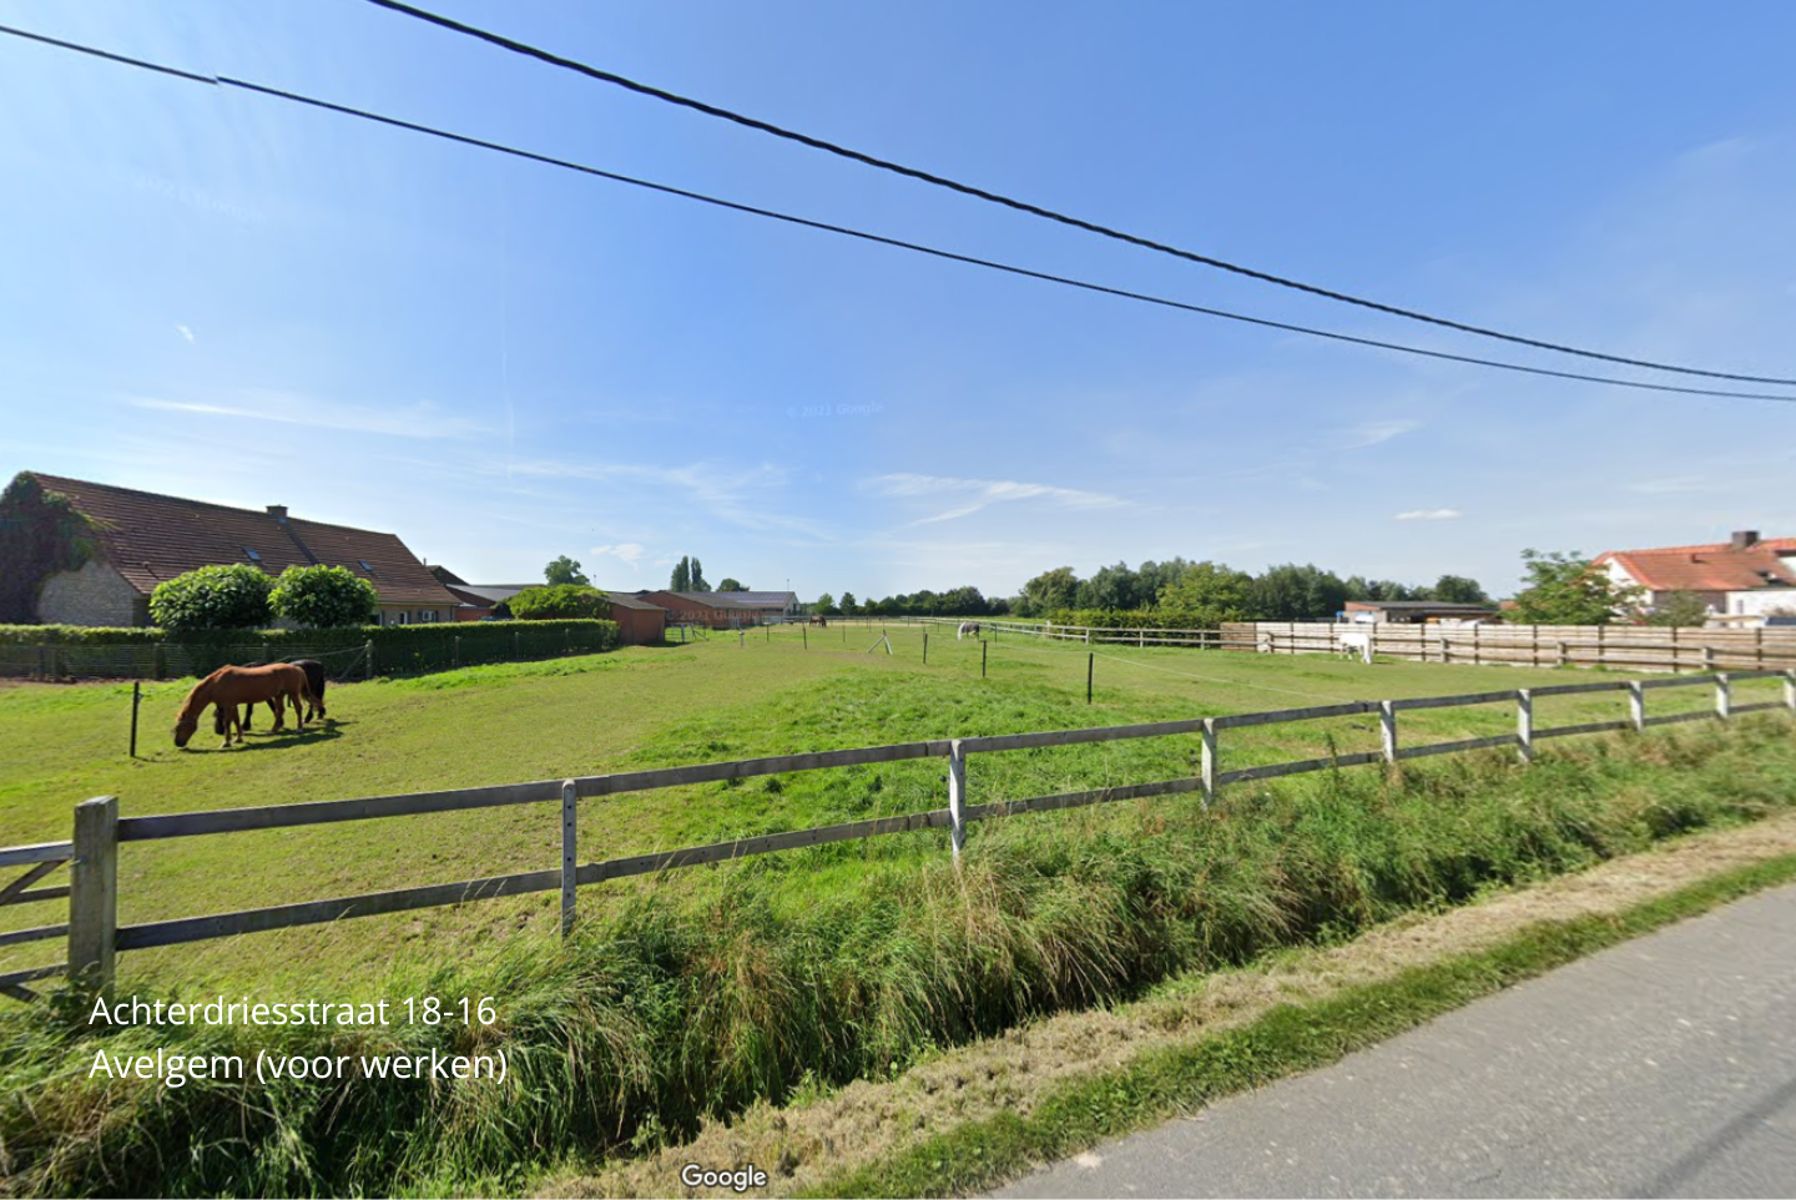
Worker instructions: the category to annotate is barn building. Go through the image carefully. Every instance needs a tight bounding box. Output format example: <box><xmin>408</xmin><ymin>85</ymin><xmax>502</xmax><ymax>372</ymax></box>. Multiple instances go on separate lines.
<box><xmin>636</xmin><ymin>589</ymin><xmax>798</xmax><ymax>629</ymax></box>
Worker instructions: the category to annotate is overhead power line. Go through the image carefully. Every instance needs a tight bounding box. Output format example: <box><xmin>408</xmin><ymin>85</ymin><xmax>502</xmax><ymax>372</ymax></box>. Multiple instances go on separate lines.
<box><xmin>365</xmin><ymin>0</ymin><xmax>1796</xmax><ymax>390</ymax></box>
<box><xmin>4</xmin><ymin>22</ymin><xmax>1795</xmax><ymax>406</ymax></box>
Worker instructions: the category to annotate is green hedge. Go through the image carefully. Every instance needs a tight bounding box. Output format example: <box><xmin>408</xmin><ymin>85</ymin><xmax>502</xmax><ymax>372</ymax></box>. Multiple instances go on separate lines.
<box><xmin>0</xmin><ymin>620</ymin><xmax>619</xmax><ymax>680</ymax></box>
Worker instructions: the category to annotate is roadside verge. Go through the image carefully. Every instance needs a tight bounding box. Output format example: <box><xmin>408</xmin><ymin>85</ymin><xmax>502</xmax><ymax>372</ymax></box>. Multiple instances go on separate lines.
<box><xmin>549</xmin><ymin>810</ymin><xmax>1796</xmax><ymax>1197</ymax></box>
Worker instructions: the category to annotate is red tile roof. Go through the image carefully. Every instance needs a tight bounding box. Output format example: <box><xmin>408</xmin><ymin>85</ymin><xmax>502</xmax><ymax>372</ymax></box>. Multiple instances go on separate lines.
<box><xmin>29</xmin><ymin>473</ymin><xmax>457</xmax><ymax>607</ymax></box>
<box><xmin>1597</xmin><ymin>538</ymin><xmax>1796</xmax><ymax>594</ymax></box>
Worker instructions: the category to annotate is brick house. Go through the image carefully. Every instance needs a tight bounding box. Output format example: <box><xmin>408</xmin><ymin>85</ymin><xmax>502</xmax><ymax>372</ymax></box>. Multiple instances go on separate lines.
<box><xmin>5</xmin><ymin>472</ymin><xmax>459</xmax><ymax>626</ymax></box>
<box><xmin>1595</xmin><ymin>530</ymin><xmax>1796</xmax><ymax>623</ymax></box>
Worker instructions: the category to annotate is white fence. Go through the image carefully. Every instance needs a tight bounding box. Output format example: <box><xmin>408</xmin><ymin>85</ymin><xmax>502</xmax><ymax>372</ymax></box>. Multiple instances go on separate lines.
<box><xmin>1226</xmin><ymin>621</ymin><xmax>1796</xmax><ymax>673</ymax></box>
<box><xmin>4</xmin><ymin>669</ymin><xmax>1791</xmax><ymax>1000</ymax></box>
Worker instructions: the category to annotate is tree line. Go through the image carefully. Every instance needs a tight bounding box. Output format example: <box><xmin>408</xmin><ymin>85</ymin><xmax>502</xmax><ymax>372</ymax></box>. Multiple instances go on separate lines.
<box><xmin>805</xmin><ymin>549</ymin><xmax>1701</xmax><ymax>626</ymax></box>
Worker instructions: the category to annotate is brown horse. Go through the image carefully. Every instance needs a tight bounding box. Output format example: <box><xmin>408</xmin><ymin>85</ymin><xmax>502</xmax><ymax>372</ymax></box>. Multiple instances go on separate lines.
<box><xmin>222</xmin><ymin>659</ymin><xmax>328</xmax><ymax>734</ymax></box>
<box><xmin>175</xmin><ymin>663</ymin><xmax>312</xmax><ymax>748</ymax></box>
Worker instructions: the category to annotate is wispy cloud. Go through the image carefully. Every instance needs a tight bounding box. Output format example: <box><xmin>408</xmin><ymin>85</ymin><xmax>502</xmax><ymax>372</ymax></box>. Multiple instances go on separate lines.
<box><xmin>865</xmin><ymin>472</ymin><xmax>1126</xmax><ymax>525</ymax></box>
<box><xmin>174</xmin><ymin>324</ymin><xmax>195</xmax><ymax>344</ymax></box>
<box><xmin>1394</xmin><ymin>508</ymin><xmax>1462</xmax><ymax>521</ymax></box>
<box><xmin>590</xmin><ymin>542</ymin><xmax>645</xmax><ymax>568</ymax></box>
<box><xmin>125</xmin><ymin>394</ymin><xmax>488</xmax><ymax>440</ymax></box>
<box><xmin>510</xmin><ymin>458</ymin><xmax>832</xmax><ymax>540</ymax></box>
<box><xmin>1342</xmin><ymin>419</ymin><xmax>1422</xmax><ymax>450</ymax></box>
<box><xmin>1627</xmin><ymin>474</ymin><xmax>1718</xmax><ymax>495</ymax></box>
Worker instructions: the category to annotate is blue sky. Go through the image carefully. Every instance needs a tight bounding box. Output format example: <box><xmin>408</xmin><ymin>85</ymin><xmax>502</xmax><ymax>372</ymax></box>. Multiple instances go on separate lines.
<box><xmin>2</xmin><ymin>1</ymin><xmax>1793</xmax><ymax>599</ymax></box>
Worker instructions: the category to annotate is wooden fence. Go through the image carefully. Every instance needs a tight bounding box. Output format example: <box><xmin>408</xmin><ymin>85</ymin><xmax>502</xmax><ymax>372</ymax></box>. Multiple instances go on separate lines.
<box><xmin>3</xmin><ymin>669</ymin><xmax>1792</xmax><ymax>999</ymax></box>
<box><xmin>1224</xmin><ymin>621</ymin><xmax>1796</xmax><ymax>672</ymax></box>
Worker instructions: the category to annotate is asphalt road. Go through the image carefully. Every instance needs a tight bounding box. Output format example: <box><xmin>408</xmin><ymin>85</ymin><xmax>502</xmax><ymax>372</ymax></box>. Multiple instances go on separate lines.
<box><xmin>995</xmin><ymin>883</ymin><xmax>1796</xmax><ymax>1198</ymax></box>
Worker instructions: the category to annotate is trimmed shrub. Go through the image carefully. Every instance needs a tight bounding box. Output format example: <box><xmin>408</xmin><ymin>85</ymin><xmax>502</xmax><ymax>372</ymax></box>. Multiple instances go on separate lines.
<box><xmin>509</xmin><ymin>584</ymin><xmax>608</xmax><ymax>621</ymax></box>
<box><xmin>270</xmin><ymin>564</ymin><xmax>380</xmax><ymax>628</ymax></box>
<box><xmin>147</xmin><ymin>564</ymin><xmax>273</xmax><ymax>631</ymax></box>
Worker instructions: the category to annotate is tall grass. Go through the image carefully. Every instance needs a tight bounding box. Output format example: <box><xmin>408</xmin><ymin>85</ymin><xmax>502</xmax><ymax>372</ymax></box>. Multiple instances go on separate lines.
<box><xmin>2</xmin><ymin>719</ymin><xmax>1792</xmax><ymax>1196</ymax></box>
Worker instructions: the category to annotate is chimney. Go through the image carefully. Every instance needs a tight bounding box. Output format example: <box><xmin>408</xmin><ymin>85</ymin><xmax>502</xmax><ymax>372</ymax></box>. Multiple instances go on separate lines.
<box><xmin>266</xmin><ymin>504</ymin><xmax>288</xmax><ymax>523</ymax></box>
<box><xmin>1731</xmin><ymin>529</ymin><xmax>1759</xmax><ymax>550</ymax></box>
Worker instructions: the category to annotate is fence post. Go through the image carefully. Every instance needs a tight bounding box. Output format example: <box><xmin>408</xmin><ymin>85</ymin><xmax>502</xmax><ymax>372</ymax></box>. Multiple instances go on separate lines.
<box><xmin>365</xmin><ymin>640</ymin><xmax>374</xmax><ymax>681</ymax></box>
<box><xmin>560</xmin><ymin>779</ymin><xmax>577</xmax><ymax>937</ymax></box>
<box><xmin>947</xmin><ymin>740</ymin><xmax>966</xmax><ymax>864</ymax></box>
<box><xmin>923</xmin><ymin>632</ymin><xmax>928</xmax><ymax>665</ymax></box>
<box><xmin>69</xmin><ymin>796</ymin><xmax>118</xmax><ymax>994</ymax></box>
<box><xmin>1200</xmin><ymin>719</ymin><xmax>1216</xmax><ymax>810</ymax></box>
<box><xmin>1628</xmin><ymin>680</ymin><xmax>1646</xmax><ymax>732</ymax></box>
<box><xmin>1715</xmin><ymin>673</ymin><xmax>1731</xmax><ymax>721</ymax></box>
<box><xmin>1786</xmin><ymin>669</ymin><xmax>1796</xmax><ymax>714</ymax></box>
<box><xmin>453</xmin><ymin>635</ymin><xmax>460</xmax><ymax>668</ymax></box>
<box><xmin>802</xmin><ymin>624</ymin><xmax>807</xmax><ymax>650</ymax></box>
<box><xmin>1379</xmin><ymin>700</ymin><xmax>1397</xmax><ymax>764</ymax></box>
<box><xmin>1557</xmin><ymin>640</ymin><xmax>1568</xmax><ymax>667</ymax></box>
<box><xmin>1702</xmin><ymin>644</ymin><xmax>1715</xmax><ymax>672</ymax></box>
<box><xmin>129</xmin><ymin>682</ymin><xmax>140</xmax><ymax>759</ymax></box>
<box><xmin>1086</xmin><ymin>652</ymin><xmax>1094</xmax><ymax>704</ymax></box>
<box><xmin>982</xmin><ymin>639</ymin><xmax>988</xmax><ymax>678</ymax></box>
<box><xmin>1516</xmin><ymin>689</ymin><xmax>1534</xmax><ymax>764</ymax></box>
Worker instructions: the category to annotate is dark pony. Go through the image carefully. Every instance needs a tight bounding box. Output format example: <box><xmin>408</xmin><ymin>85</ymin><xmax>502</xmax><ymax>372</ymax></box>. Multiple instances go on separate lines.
<box><xmin>177</xmin><ymin>663</ymin><xmax>311</xmax><ymax>748</ymax></box>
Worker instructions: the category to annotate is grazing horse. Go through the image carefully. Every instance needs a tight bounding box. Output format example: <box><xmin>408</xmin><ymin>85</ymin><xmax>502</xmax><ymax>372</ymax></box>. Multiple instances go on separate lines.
<box><xmin>176</xmin><ymin>663</ymin><xmax>312</xmax><ymax>748</ymax></box>
<box><xmin>957</xmin><ymin>621</ymin><xmax>981</xmax><ymax>640</ymax></box>
<box><xmin>809</xmin><ymin>614</ymin><xmax>828</xmax><ymax>627</ymax></box>
<box><xmin>228</xmin><ymin>659</ymin><xmax>327</xmax><ymax>733</ymax></box>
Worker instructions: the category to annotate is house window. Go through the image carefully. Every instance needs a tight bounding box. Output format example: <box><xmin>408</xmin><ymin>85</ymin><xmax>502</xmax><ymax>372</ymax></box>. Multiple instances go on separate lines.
<box><xmin>396</xmin><ymin>610</ymin><xmax>409</xmax><ymax>625</ymax></box>
<box><xmin>359</xmin><ymin>560</ymin><xmax>376</xmax><ymax>574</ymax></box>
<box><xmin>244</xmin><ymin>547</ymin><xmax>262</xmax><ymax>563</ymax></box>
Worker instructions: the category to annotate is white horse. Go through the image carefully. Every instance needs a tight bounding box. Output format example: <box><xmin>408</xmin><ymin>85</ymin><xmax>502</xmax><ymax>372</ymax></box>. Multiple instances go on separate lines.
<box><xmin>957</xmin><ymin>621</ymin><xmax>981</xmax><ymax>639</ymax></box>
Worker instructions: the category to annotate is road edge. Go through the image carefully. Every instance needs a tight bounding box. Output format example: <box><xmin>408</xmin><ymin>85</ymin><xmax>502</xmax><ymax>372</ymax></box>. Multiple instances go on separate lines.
<box><xmin>816</xmin><ymin>852</ymin><xmax>1796</xmax><ymax>1198</ymax></box>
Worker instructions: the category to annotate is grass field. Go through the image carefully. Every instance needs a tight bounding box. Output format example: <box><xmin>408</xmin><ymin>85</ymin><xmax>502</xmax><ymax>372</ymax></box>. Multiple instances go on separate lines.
<box><xmin>0</xmin><ymin>623</ymin><xmax>1776</xmax><ymax>993</ymax></box>
<box><xmin>3</xmin><ymin>625</ymin><xmax>1793</xmax><ymax>1195</ymax></box>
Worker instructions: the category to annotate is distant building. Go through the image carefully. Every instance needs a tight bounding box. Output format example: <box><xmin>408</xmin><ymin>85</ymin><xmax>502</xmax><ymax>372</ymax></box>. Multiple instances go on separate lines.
<box><xmin>6</xmin><ymin>472</ymin><xmax>457</xmax><ymax>626</ymax></box>
<box><xmin>1340</xmin><ymin>600</ymin><xmax>1499</xmax><ymax>625</ymax></box>
<box><xmin>429</xmin><ymin>570</ymin><xmax>667</xmax><ymax>643</ymax></box>
<box><xmin>637</xmin><ymin>589</ymin><xmax>798</xmax><ymax>629</ymax></box>
<box><xmin>1595</xmin><ymin>530</ymin><xmax>1796</xmax><ymax>624</ymax></box>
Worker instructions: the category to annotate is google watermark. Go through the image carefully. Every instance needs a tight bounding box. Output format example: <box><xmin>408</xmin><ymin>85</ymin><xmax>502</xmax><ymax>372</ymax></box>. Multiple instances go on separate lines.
<box><xmin>679</xmin><ymin>1163</ymin><xmax>768</xmax><ymax>1192</ymax></box>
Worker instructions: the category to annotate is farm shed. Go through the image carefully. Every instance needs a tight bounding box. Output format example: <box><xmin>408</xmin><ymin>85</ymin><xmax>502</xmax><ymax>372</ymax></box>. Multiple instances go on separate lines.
<box><xmin>603</xmin><ymin>592</ymin><xmax>668</xmax><ymax>644</ymax></box>
<box><xmin>1341</xmin><ymin>599</ymin><xmax>1500</xmax><ymax>624</ymax></box>
<box><xmin>3</xmin><ymin>471</ymin><xmax>459</xmax><ymax>626</ymax></box>
<box><xmin>636</xmin><ymin>589</ymin><xmax>797</xmax><ymax>628</ymax></box>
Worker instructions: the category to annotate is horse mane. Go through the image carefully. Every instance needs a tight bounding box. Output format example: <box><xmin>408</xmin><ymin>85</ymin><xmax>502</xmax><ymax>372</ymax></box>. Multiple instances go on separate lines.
<box><xmin>175</xmin><ymin>670</ymin><xmax>222</xmax><ymax>724</ymax></box>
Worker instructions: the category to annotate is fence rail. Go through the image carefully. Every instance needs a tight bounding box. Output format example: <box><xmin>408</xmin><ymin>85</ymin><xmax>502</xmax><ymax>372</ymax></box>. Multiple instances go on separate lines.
<box><xmin>900</xmin><ymin>616</ymin><xmax>1796</xmax><ymax>673</ymax></box>
<box><xmin>1225</xmin><ymin>621</ymin><xmax>1796</xmax><ymax>673</ymax></box>
<box><xmin>5</xmin><ymin>670</ymin><xmax>1793</xmax><ymax>999</ymax></box>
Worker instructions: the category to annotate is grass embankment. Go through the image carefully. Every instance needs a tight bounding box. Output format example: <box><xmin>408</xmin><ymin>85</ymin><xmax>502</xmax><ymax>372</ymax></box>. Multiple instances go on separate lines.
<box><xmin>2</xmin><ymin>715</ymin><xmax>1793</xmax><ymax>1196</ymax></box>
<box><xmin>0</xmin><ymin>627</ymin><xmax>1749</xmax><ymax>992</ymax></box>
<box><xmin>813</xmin><ymin>843</ymin><xmax>1796</xmax><ymax>1199</ymax></box>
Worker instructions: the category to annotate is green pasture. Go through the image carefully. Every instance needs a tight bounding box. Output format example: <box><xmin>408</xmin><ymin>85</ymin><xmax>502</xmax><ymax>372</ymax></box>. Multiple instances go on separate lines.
<box><xmin>0</xmin><ymin>622</ymin><xmax>1774</xmax><ymax>994</ymax></box>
